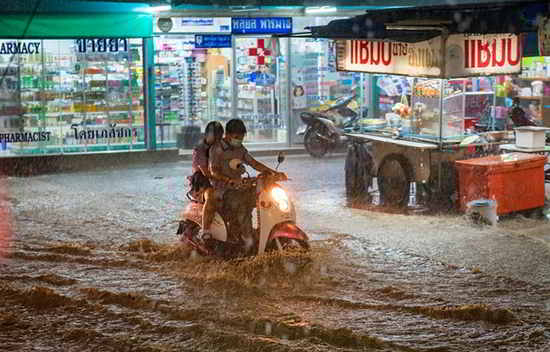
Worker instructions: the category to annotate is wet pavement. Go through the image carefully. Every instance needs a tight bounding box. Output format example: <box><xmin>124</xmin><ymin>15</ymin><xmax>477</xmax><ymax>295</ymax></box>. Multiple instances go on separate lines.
<box><xmin>1</xmin><ymin>155</ymin><xmax>549</xmax><ymax>351</ymax></box>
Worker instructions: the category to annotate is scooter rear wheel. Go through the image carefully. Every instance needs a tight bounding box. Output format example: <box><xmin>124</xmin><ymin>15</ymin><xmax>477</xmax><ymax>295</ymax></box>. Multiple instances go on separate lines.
<box><xmin>304</xmin><ymin>125</ymin><xmax>330</xmax><ymax>158</ymax></box>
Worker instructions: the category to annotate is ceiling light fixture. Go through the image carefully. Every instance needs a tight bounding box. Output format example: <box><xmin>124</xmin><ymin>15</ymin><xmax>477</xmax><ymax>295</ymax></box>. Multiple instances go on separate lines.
<box><xmin>143</xmin><ymin>5</ymin><xmax>171</xmax><ymax>13</ymax></box>
<box><xmin>305</xmin><ymin>6</ymin><xmax>337</xmax><ymax>14</ymax></box>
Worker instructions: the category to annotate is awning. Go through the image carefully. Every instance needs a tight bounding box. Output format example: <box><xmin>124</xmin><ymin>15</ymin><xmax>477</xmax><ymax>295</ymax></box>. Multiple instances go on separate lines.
<box><xmin>0</xmin><ymin>1</ymin><xmax>153</xmax><ymax>39</ymax></box>
<box><xmin>171</xmin><ymin>0</ymin><xmax>543</xmax><ymax>8</ymax></box>
<box><xmin>0</xmin><ymin>13</ymin><xmax>153</xmax><ymax>39</ymax></box>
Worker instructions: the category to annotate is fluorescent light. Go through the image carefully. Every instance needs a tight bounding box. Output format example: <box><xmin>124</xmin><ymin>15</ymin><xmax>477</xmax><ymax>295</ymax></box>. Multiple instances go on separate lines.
<box><xmin>144</xmin><ymin>5</ymin><xmax>171</xmax><ymax>13</ymax></box>
<box><xmin>305</xmin><ymin>6</ymin><xmax>337</xmax><ymax>14</ymax></box>
<box><xmin>232</xmin><ymin>7</ymin><xmax>261</xmax><ymax>12</ymax></box>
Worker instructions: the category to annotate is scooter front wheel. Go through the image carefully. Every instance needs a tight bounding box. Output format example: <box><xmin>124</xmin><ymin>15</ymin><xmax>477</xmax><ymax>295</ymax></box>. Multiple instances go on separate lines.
<box><xmin>268</xmin><ymin>238</ymin><xmax>311</xmax><ymax>273</ymax></box>
<box><xmin>267</xmin><ymin>237</ymin><xmax>309</xmax><ymax>252</ymax></box>
<box><xmin>304</xmin><ymin>126</ymin><xmax>330</xmax><ymax>158</ymax></box>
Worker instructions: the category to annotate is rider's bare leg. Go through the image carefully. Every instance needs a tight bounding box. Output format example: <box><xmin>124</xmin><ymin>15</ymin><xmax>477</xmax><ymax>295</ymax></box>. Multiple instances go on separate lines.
<box><xmin>202</xmin><ymin>187</ymin><xmax>216</xmax><ymax>233</ymax></box>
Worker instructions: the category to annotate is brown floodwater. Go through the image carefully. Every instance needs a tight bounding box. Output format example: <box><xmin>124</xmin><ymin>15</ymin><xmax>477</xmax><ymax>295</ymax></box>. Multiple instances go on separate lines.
<box><xmin>2</xmin><ymin>229</ymin><xmax>549</xmax><ymax>351</ymax></box>
<box><xmin>1</xmin><ymin>159</ymin><xmax>550</xmax><ymax>352</ymax></box>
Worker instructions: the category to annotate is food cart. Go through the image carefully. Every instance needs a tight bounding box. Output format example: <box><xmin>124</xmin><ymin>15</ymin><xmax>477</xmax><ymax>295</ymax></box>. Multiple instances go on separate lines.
<box><xmin>299</xmin><ymin>1</ymin><xmax>550</xmax><ymax>209</ymax></box>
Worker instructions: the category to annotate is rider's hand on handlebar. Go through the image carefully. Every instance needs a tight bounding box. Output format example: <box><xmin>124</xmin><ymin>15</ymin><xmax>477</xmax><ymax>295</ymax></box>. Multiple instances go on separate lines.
<box><xmin>227</xmin><ymin>178</ymin><xmax>241</xmax><ymax>188</ymax></box>
<box><xmin>273</xmin><ymin>171</ymin><xmax>288</xmax><ymax>180</ymax></box>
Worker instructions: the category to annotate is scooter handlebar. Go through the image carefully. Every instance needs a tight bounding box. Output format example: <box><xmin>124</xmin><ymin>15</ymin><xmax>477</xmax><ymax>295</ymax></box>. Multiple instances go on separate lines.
<box><xmin>228</xmin><ymin>172</ymin><xmax>288</xmax><ymax>189</ymax></box>
<box><xmin>260</xmin><ymin>172</ymin><xmax>288</xmax><ymax>182</ymax></box>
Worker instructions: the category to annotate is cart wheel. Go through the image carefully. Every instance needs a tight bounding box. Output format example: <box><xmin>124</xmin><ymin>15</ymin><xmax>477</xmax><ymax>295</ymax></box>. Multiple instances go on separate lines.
<box><xmin>378</xmin><ymin>155</ymin><xmax>412</xmax><ymax>207</ymax></box>
<box><xmin>304</xmin><ymin>125</ymin><xmax>330</xmax><ymax>158</ymax></box>
<box><xmin>345</xmin><ymin>142</ymin><xmax>373</xmax><ymax>199</ymax></box>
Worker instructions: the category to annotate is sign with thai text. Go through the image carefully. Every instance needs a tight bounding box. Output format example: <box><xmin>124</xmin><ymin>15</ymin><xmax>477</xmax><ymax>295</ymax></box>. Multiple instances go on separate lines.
<box><xmin>76</xmin><ymin>38</ymin><xmax>128</xmax><ymax>53</ymax></box>
<box><xmin>446</xmin><ymin>33</ymin><xmax>522</xmax><ymax>77</ymax></box>
<box><xmin>71</xmin><ymin>124</ymin><xmax>136</xmax><ymax>141</ymax></box>
<box><xmin>231</xmin><ymin>17</ymin><xmax>292</xmax><ymax>35</ymax></box>
<box><xmin>336</xmin><ymin>33</ymin><xmax>522</xmax><ymax>78</ymax></box>
<box><xmin>195</xmin><ymin>34</ymin><xmax>232</xmax><ymax>48</ymax></box>
<box><xmin>336</xmin><ymin>37</ymin><xmax>443</xmax><ymax>77</ymax></box>
<box><xmin>156</xmin><ymin>17</ymin><xmax>231</xmax><ymax>33</ymax></box>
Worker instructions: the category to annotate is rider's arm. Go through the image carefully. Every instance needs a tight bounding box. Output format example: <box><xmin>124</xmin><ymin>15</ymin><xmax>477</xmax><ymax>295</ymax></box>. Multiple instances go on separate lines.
<box><xmin>243</xmin><ymin>152</ymin><xmax>277</xmax><ymax>174</ymax></box>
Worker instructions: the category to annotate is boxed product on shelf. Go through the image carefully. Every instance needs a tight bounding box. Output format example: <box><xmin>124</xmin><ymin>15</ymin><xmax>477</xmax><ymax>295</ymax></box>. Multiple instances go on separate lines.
<box><xmin>514</xmin><ymin>126</ymin><xmax>550</xmax><ymax>149</ymax></box>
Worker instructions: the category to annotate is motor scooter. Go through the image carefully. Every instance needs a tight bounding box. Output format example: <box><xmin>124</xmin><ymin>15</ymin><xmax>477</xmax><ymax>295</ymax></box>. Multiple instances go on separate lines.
<box><xmin>177</xmin><ymin>154</ymin><xmax>309</xmax><ymax>259</ymax></box>
<box><xmin>297</xmin><ymin>93</ymin><xmax>366</xmax><ymax>158</ymax></box>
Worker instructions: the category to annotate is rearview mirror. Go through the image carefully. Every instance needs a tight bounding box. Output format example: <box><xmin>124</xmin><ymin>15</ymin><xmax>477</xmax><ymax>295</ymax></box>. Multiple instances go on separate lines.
<box><xmin>276</xmin><ymin>152</ymin><xmax>285</xmax><ymax>171</ymax></box>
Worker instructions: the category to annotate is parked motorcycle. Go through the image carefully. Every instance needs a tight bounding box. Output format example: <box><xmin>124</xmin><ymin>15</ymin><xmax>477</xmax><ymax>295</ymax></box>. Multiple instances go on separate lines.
<box><xmin>473</xmin><ymin>100</ymin><xmax>508</xmax><ymax>132</ymax></box>
<box><xmin>297</xmin><ymin>93</ymin><xmax>366</xmax><ymax>158</ymax></box>
<box><xmin>177</xmin><ymin>154</ymin><xmax>309</xmax><ymax>259</ymax></box>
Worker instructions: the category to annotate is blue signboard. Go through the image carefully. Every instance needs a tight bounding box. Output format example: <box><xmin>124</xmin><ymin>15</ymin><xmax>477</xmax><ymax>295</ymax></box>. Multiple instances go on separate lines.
<box><xmin>231</xmin><ymin>17</ymin><xmax>292</xmax><ymax>35</ymax></box>
<box><xmin>194</xmin><ymin>35</ymin><xmax>232</xmax><ymax>48</ymax></box>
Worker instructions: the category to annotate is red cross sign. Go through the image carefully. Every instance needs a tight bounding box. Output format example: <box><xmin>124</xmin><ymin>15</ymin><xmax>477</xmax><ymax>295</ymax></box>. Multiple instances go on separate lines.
<box><xmin>248</xmin><ymin>39</ymin><xmax>272</xmax><ymax>65</ymax></box>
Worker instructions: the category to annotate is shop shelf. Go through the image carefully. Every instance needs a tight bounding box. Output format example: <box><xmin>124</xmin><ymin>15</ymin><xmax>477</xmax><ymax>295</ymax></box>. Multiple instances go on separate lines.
<box><xmin>464</xmin><ymin>91</ymin><xmax>494</xmax><ymax>95</ymax></box>
<box><xmin>518</xmin><ymin>96</ymin><xmax>546</xmax><ymax>100</ymax></box>
<box><xmin>86</xmin><ymin>145</ymin><xmax>110</xmax><ymax>152</ymax></box>
<box><xmin>519</xmin><ymin>77</ymin><xmax>550</xmax><ymax>81</ymax></box>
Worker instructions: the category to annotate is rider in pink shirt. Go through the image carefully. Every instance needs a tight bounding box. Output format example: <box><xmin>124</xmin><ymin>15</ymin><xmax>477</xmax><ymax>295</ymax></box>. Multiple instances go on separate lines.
<box><xmin>190</xmin><ymin>121</ymin><xmax>224</xmax><ymax>241</ymax></box>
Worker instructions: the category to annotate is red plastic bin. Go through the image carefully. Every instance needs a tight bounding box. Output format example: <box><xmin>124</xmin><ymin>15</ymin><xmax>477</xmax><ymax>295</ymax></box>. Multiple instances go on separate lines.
<box><xmin>455</xmin><ymin>153</ymin><xmax>546</xmax><ymax>215</ymax></box>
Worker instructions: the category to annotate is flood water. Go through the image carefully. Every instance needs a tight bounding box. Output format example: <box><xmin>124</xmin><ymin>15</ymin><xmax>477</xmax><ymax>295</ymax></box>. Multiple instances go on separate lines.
<box><xmin>1</xmin><ymin>156</ymin><xmax>549</xmax><ymax>351</ymax></box>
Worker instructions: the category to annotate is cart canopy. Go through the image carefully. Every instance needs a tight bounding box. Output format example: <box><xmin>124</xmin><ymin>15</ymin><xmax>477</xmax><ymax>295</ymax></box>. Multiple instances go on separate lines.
<box><xmin>304</xmin><ymin>1</ymin><xmax>548</xmax><ymax>43</ymax></box>
<box><xmin>290</xmin><ymin>1</ymin><xmax>549</xmax><ymax>78</ymax></box>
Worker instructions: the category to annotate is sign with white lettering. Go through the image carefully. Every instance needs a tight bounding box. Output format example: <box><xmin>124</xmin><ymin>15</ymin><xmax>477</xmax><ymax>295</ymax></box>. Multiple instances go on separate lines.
<box><xmin>231</xmin><ymin>17</ymin><xmax>292</xmax><ymax>35</ymax></box>
<box><xmin>538</xmin><ymin>15</ymin><xmax>550</xmax><ymax>56</ymax></box>
<box><xmin>337</xmin><ymin>33</ymin><xmax>522</xmax><ymax>78</ymax></box>
<box><xmin>336</xmin><ymin>37</ymin><xmax>442</xmax><ymax>77</ymax></box>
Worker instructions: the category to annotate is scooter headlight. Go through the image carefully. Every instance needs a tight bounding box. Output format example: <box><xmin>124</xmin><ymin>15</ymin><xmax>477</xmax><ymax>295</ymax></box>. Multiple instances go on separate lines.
<box><xmin>271</xmin><ymin>187</ymin><xmax>290</xmax><ymax>212</ymax></box>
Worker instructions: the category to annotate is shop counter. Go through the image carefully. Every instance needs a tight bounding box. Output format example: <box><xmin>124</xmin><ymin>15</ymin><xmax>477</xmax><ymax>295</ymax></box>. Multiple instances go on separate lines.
<box><xmin>346</xmin><ymin>133</ymin><xmax>439</xmax><ymax>150</ymax></box>
<box><xmin>499</xmin><ymin>144</ymin><xmax>550</xmax><ymax>154</ymax></box>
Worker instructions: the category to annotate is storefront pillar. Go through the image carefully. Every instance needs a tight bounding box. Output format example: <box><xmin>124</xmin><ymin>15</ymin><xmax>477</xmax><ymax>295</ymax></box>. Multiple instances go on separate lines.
<box><xmin>286</xmin><ymin>37</ymin><xmax>292</xmax><ymax>147</ymax></box>
<box><xmin>143</xmin><ymin>37</ymin><xmax>157</xmax><ymax>150</ymax></box>
<box><xmin>231</xmin><ymin>35</ymin><xmax>238</xmax><ymax>122</ymax></box>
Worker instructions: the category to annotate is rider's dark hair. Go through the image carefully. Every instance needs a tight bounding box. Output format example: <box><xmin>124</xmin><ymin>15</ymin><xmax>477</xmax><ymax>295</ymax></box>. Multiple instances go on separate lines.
<box><xmin>205</xmin><ymin>121</ymin><xmax>224</xmax><ymax>139</ymax></box>
<box><xmin>225</xmin><ymin>119</ymin><xmax>247</xmax><ymax>135</ymax></box>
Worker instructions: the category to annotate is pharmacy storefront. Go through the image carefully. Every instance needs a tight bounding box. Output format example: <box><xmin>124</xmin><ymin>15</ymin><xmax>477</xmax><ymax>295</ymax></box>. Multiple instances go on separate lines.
<box><xmin>0</xmin><ymin>11</ymin><xmax>152</xmax><ymax>157</ymax></box>
<box><xmin>154</xmin><ymin>16</ymin><xmax>366</xmax><ymax>150</ymax></box>
<box><xmin>0</xmin><ymin>12</ymin><xmax>367</xmax><ymax>158</ymax></box>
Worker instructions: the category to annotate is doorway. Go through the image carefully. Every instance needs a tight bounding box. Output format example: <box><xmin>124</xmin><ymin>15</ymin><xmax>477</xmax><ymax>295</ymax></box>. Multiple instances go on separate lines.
<box><xmin>234</xmin><ymin>36</ymin><xmax>289</xmax><ymax>146</ymax></box>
